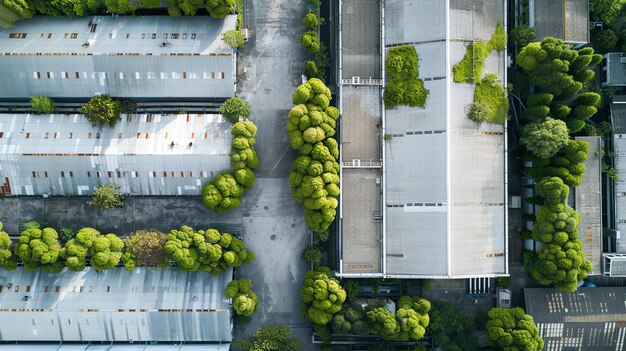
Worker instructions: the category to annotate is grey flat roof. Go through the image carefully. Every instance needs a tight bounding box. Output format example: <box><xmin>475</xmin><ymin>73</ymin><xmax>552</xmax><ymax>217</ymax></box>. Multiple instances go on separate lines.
<box><xmin>611</xmin><ymin>98</ymin><xmax>626</xmax><ymax>253</ymax></box>
<box><xmin>0</xmin><ymin>113</ymin><xmax>231</xmax><ymax>156</ymax></box>
<box><xmin>382</xmin><ymin>0</ymin><xmax>507</xmax><ymax>278</ymax></box>
<box><xmin>0</xmin><ymin>345</ymin><xmax>231</xmax><ymax>350</ymax></box>
<box><xmin>0</xmin><ymin>15</ymin><xmax>234</xmax><ymax>55</ymax></box>
<box><xmin>0</xmin><ymin>267</ymin><xmax>232</xmax><ymax>342</ymax></box>
<box><xmin>533</xmin><ymin>0</ymin><xmax>590</xmax><ymax>44</ymax></box>
<box><xmin>525</xmin><ymin>287</ymin><xmax>626</xmax><ymax>350</ymax></box>
<box><xmin>605</xmin><ymin>53</ymin><xmax>626</xmax><ymax>87</ymax></box>
<box><xmin>574</xmin><ymin>137</ymin><xmax>602</xmax><ymax>274</ymax></box>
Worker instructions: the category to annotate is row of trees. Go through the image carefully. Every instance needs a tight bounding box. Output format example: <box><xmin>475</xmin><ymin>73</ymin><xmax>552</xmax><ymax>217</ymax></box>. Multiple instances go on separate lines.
<box><xmin>515</xmin><ymin>37</ymin><xmax>600</xmax><ymax>293</ymax></box>
<box><xmin>202</xmin><ymin>120</ymin><xmax>259</xmax><ymax>212</ymax></box>
<box><xmin>0</xmin><ymin>222</ymin><xmax>253</xmax><ymax>274</ymax></box>
<box><xmin>384</xmin><ymin>46</ymin><xmax>430</xmax><ymax>109</ymax></box>
<box><xmin>0</xmin><ymin>0</ymin><xmax>236</xmax><ymax>27</ymax></box>
<box><xmin>287</xmin><ymin>78</ymin><xmax>340</xmax><ymax>234</ymax></box>
<box><xmin>300</xmin><ymin>0</ymin><xmax>322</xmax><ymax>55</ymax></box>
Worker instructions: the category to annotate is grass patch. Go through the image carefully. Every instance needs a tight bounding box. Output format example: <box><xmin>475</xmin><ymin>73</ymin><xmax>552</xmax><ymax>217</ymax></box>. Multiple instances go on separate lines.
<box><xmin>453</xmin><ymin>23</ymin><xmax>506</xmax><ymax>83</ymax></box>
<box><xmin>384</xmin><ymin>46</ymin><xmax>429</xmax><ymax>109</ymax></box>
<box><xmin>473</xmin><ymin>74</ymin><xmax>508</xmax><ymax>124</ymax></box>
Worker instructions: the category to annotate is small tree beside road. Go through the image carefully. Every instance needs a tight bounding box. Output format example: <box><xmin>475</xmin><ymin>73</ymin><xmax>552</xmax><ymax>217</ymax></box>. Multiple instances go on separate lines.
<box><xmin>88</xmin><ymin>184</ymin><xmax>124</xmax><ymax>210</ymax></box>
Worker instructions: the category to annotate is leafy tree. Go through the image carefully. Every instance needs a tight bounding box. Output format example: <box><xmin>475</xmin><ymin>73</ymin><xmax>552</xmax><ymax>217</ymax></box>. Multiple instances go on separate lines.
<box><xmin>466</xmin><ymin>100</ymin><xmax>490</xmax><ymax>123</ymax></box>
<box><xmin>301</xmin><ymin>31</ymin><xmax>320</xmax><ymax>54</ymax></box>
<box><xmin>486</xmin><ymin>307</ymin><xmax>544</xmax><ymax>351</ymax></box>
<box><xmin>590</xmin><ymin>0</ymin><xmax>626</xmax><ymax>25</ymax></box>
<box><xmin>104</xmin><ymin>0</ymin><xmax>136</xmax><ymax>13</ymax></box>
<box><xmin>206</xmin><ymin>0</ymin><xmax>235</xmax><ymax>19</ymax></box>
<box><xmin>301</xmin><ymin>267</ymin><xmax>347</xmax><ymax>325</ymax></box>
<box><xmin>164</xmin><ymin>226</ymin><xmax>254</xmax><ymax>273</ymax></box>
<box><xmin>287</xmin><ymin>79</ymin><xmax>340</xmax><ymax>234</ymax></box>
<box><xmin>0</xmin><ymin>0</ymin><xmax>33</xmax><ymax>22</ymax></box>
<box><xmin>332</xmin><ymin>302</ymin><xmax>369</xmax><ymax>335</ymax></box>
<box><xmin>304</xmin><ymin>60</ymin><xmax>319</xmax><ymax>79</ymax></box>
<box><xmin>80</xmin><ymin>94</ymin><xmax>124</xmax><ymax>126</ymax></box>
<box><xmin>90</xmin><ymin>233</ymin><xmax>123</xmax><ymax>271</ymax></box>
<box><xmin>429</xmin><ymin>301</ymin><xmax>478</xmax><ymax>351</ymax></box>
<box><xmin>303</xmin><ymin>13</ymin><xmax>320</xmax><ymax>29</ymax></box>
<box><xmin>0</xmin><ymin>222</ymin><xmax>16</xmax><ymax>270</ymax></box>
<box><xmin>220</xmin><ymin>97</ymin><xmax>250</xmax><ymax>123</ymax></box>
<box><xmin>29</xmin><ymin>0</ymin><xmax>91</xmax><ymax>16</ymax></box>
<box><xmin>60</xmin><ymin>227</ymin><xmax>99</xmax><ymax>271</ymax></box>
<box><xmin>30</xmin><ymin>96</ymin><xmax>56</xmax><ymax>114</ymax></box>
<box><xmin>122</xmin><ymin>230</ymin><xmax>167</xmax><ymax>270</ymax></box>
<box><xmin>365</xmin><ymin>297</ymin><xmax>430</xmax><ymax>341</ymax></box>
<box><xmin>595</xmin><ymin>29</ymin><xmax>618</xmax><ymax>51</ymax></box>
<box><xmin>526</xmin><ymin>140</ymin><xmax>589</xmax><ymax>188</ymax></box>
<box><xmin>223</xmin><ymin>29</ymin><xmax>244</xmax><ymax>48</ymax></box>
<box><xmin>301</xmin><ymin>245</ymin><xmax>322</xmax><ymax>267</ymax></box>
<box><xmin>88</xmin><ymin>184</ymin><xmax>124</xmax><ymax>210</ymax></box>
<box><xmin>225</xmin><ymin>279</ymin><xmax>258</xmax><ymax>317</ymax></box>
<box><xmin>23</xmin><ymin>221</ymin><xmax>42</xmax><ymax>230</ymax></box>
<box><xmin>233</xmin><ymin>325</ymin><xmax>302</xmax><ymax>351</ymax></box>
<box><xmin>14</xmin><ymin>227</ymin><xmax>62</xmax><ymax>272</ymax></box>
<box><xmin>509</xmin><ymin>25</ymin><xmax>536</xmax><ymax>47</ymax></box>
<box><xmin>520</xmin><ymin>117</ymin><xmax>569</xmax><ymax>159</ymax></box>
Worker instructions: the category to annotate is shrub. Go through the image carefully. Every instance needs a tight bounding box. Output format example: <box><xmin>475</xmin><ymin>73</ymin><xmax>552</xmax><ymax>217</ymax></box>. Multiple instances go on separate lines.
<box><xmin>366</xmin><ymin>296</ymin><xmax>431</xmax><ymax>341</ymax></box>
<box><xmin>225</xmin><ymin>279</ymin><xmax>258</xmax><ymax>316</ymax></box>
<box><xmin>0</xmin><ymin>222</ymin><xmax>16</xmax><ymax>270</ymax></box>
<box><xmin>466</xmin><ymin>100</ymin><xmax>490</xmax><ymax>123</ymax></box>
<box><xmin>303</xmin><ymin>13</ymin><xmax>320</xmax><ymax>29</ymax></box>
<box><xmin>473</xmin><ymin>74</ymin><xmax>508</xmax><ymax>124</ymax></box>
<box><xmin>301</xmin><ymin>245</ymin><xmax>323</xmax><ymax>267</ymax></box>
<box><xmin>486</xmin><ymin>308</ymin><xmax>544</xmax><ymax>350</ymax></box>
<box><xmin>301</xmin><ymin>31</ymin><xmax>320</xmax><ymax>54</ymax></box>
<box><xmin>223</xmin><ymin>29</ymin><xmax>244</xmax><ymax>48</ymax></box>
<box><xmin>233</xmin><ymin>325</ymin><xmax>302</xmax><ymax>351</ymax></box>
<box><xmin>304</xmin><ymin>60</ymin><xmax>319</xmax><ymax>79</ymax></box>
<box><xmin>59</xmin><ymin>228</ymin><xmax>75</xmax><ymax>243</ymax></box>
<box><xmin>80</xmin><ymin>94</ymin><xmax>123</xmax><ymax>126</ymax></box>
<box><xmin>220</xmin><ymin>97</ymin><xmax>250</xmax><ymax>123</ymax></box>
<box><xmin>30</xmin><ymin>96</ymin><xmax>56</xmax><ymax>114</ymax></box>
<box><xmin>88</xmin><ymin>184</ymin><xmax>124</xmax><ymax>210</ymax></box>
<box><xmin>509</xmin><ymin>25</ymin><xmax>536</xmax><ymax>47</ymax></box>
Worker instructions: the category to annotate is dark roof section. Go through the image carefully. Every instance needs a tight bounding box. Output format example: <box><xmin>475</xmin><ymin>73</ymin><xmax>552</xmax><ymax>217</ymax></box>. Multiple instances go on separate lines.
<box><xmin>533</xmin><ymin>0</ymin><xmax>589</xmax><ymax>44</ymax></box>
<box><xmin>604</xmin><ymin>53</ymin><xmax>626</xmax><ymax>87</ymax></box>
<box><xmin>611</xmin><ymin>96</ymin><xmax>626</xmax><ymax>134</ymax></box>
<box><xmin>524</xmin><ymin>287</ymin><xmax>626</xmax><ymax>351</ymax></box>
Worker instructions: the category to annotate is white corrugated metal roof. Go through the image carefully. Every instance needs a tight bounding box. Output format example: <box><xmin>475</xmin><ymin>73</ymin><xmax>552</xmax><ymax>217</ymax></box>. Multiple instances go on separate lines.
<box><xmin>0</xmin><ymin>15</ymin><xmax>235</xmax><ymax>55</ymax></box>
<box><xmin>0</xmin><ymin>267</ymin><xmax>233</xmax><ymax>342</ymax></box>
<box><xmin>0</xmin><ymin>113</ymin><xmax>231</xmax><ymax>156</ymax></box>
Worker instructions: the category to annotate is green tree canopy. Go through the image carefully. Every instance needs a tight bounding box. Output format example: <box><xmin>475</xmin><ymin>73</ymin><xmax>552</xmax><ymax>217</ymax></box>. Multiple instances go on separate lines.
<box><xmin>90</xmin><ymin>233</ymin><xmax>124</xmax><ymax>271</ymax></box>
<box><xmin>0</xmin><ymin>222</ymin><xmax>16</xmax><ymax>270</ymax></box>
<box><xmin>164</xmin><ymin>226</ymin><xmax>254</xmax><ymax>273</ymax></box>
<box><xmin>590</xmin><ymin>0</ymin><xmax>626</xmax><ymax>25</ymax></box>
<box><xmin>14</xmin><ymin>227</ymin><xmax>62</xmax><ymax>272</ymax></box>
<box><xmin>486</xmin><ymin>307</ymin><xmax>544</xmax><ymax>351</ymax></box>
<box><xmin>60</xmin><ymin>227</ymin><xmax>99</xmax><ymax>271</ymax></box>
<box><xmin>301</xmin><ymin>31</ymin><xmax>320</xmax><ymax>54</ymax></box>
<box><xmin>122</xmin><ymin>230</ymin><xmax>167</xmax><ymax>270</ymax></box>
<box><xmin>509</xmin><ymin>25</ymin><xmax>536</xmax><ymax>47</ymax></box>
<box><xmin>80</xmin><ymin>94</ymin><xmax>124</xmax><ymax>126</ymax></box>
<box><xmin>223</xmin><ymin>29</ymin><xmax>244</xmax><ymax>48</ymax></box>
<box><xmin>225</xmin><ymin>279</ymin><xmax>258</xmax><ymax>317</ymax></box>
<box><xmin>301</xmin><ymin>267</ymin><xmax>346</xmax><ymax>325</ymax></box>
<box><xmin>206</xmin><ymin>0</ymin><xmax>235</xmax><ymax>19</ymax></box>
<box><xmin>31</xmin><ymin>96</ymin><xmax>56</xmax><ymax>114</ymax></box>
<box><xmin>520</xmin><ymin>117</ymin><xmax>570</xmax><ymax>159</ymax></box>
<box><xmin>88</xmin><ymin>184</ymin><xmax>124</xmax><ymax>210</ymax></box>
<box><xmin>220</xmin><ymin>97</ymin><xmax>250</xmax><ymax>123</ymax></box>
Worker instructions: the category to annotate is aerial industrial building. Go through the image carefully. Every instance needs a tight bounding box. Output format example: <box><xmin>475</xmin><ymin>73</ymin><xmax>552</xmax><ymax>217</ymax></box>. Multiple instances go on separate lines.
<box><xmin>0</xmin><ymin>15</ymin><xmax>236</xmax><ymax>99</ymax></box>
<box><xmin>336</xmin><ymin>0</ymin><xmax>508</xmax><ymax>280</ymax></box>
<box><xmin>0</xmin><ymin>113</ymin><xmax>231</xmax><ymax>196</ymax></box>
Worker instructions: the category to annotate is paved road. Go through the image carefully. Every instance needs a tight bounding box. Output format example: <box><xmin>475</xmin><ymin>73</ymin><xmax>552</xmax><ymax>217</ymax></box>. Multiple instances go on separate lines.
<box><xmin>234</xmin><ymin>0</ymin><xmax>313</xmax><ymax>348</ymax></box>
